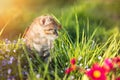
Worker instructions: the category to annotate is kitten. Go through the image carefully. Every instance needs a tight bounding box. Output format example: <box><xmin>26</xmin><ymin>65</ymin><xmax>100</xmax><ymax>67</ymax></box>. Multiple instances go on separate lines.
<box><xmin>23</xmin><ymin>15</ymin><xmax>61</xmax><ymax>60</ymax></box>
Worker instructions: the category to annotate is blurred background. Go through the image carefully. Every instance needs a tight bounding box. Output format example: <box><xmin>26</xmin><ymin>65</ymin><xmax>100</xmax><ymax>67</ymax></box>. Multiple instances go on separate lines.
<box><xmin>0</xmin><ymin>0</ymin><xmax>120</xmax><ymax>40</ymax></box>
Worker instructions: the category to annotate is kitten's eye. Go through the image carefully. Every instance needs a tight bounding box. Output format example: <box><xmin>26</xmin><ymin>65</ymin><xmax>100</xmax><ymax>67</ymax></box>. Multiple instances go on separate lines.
<box><xmin>48</xmin><ymin>29</ymin><xmax>53</xmax><ymax>31</ymax></box>
<box><xmin>53</xmin><ymin>29</ymin><xmax>58</xmax><ymax>36</ymax></box>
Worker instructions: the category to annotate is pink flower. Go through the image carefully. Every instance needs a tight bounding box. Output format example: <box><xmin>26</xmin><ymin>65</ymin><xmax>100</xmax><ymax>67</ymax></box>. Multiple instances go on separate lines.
<box><xmin>65</xmin><ymin>58</ymin><xmax>77</xmax><ymax>74</ymax></box>
<box><xmin>86</xmin><ymin>64</ymin><xmax>107</xmax><ymax>80</ymax></box>
<box><xmin>113</xmin><ymin>56</ymin><xmax>120</xmax><ymax>67</ymax></box>
<box><xmin>116</xmin><ymin>77</ymin><xmax>120</xmax><ymax>80</ymax></box>
<box><xmin>70</xmin><ymin>58</ymin><xmax>76</xmax><ymax>65</ymax></box>
<box><xmin>103</xmin><ymin>58</ymin><xmax>113</xmax><ymax>72</ymax></box>
<box><xmin>65</xmin><ymin>67</ymin><xmax>73</xmax><ymax>74</ymax></box>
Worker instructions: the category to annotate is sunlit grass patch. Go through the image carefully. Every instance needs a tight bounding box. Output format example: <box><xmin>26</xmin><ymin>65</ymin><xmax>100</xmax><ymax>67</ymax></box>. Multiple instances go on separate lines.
<box><xmin>0</xmin><ymin>27</ymin><xmax>119</xmax><ymax>80</ymax></box>
<box><xmin>0</xmin><ymin>7</ymin><xmax>120</xmax><ymax>80</ymax></box>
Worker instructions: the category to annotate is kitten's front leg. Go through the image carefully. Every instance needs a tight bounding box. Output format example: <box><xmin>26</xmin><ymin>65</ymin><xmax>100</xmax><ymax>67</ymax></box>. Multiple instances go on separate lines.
<box><xmin>42</xmin><ymin>49</ymin><xmax>50</xmax><ymax>62</ymax></box>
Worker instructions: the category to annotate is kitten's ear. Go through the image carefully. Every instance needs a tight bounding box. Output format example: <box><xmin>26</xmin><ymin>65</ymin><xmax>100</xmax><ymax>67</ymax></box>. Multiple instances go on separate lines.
<box><xmin>40</xmin><ymin>18</ymin><xmax>46</xmax><ymax>25</ymax></box>
<box><xmin>34</xmin><ymin>17</ymin><xmax>46</xmax><ymax>26</ymax></box>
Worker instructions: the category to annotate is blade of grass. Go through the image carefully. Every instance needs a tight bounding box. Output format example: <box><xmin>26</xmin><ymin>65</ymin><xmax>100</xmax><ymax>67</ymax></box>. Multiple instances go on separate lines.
<box><xmin>0</xmin><ymin>20</ymin><xmax>9</xmax><ymax>37</ymax></box>
<box><xmin>0</xmin><ymin>13</ymin><xmax>20</xmax><ymax>37</ymax></box>
<box><xmin>18</xmin><ymin>56</ymin><xmax>23</xmax><ymax>80</ymax></box>
<box><xmin>22</xmin><ymin>45</ymin><xmax>36</xmax><ymax>80</ymax></box>
<box><xmin>75</xmin><ymin>10</ymin><xmax>80</xmax><ymax>47</ymax></box>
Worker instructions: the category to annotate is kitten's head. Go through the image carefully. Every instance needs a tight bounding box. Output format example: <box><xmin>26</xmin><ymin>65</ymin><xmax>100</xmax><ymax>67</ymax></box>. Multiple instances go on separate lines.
<box><xmin>36</xmin><ymin>15</ymin><xmax>61</xmax><ymax>41</ymax></box>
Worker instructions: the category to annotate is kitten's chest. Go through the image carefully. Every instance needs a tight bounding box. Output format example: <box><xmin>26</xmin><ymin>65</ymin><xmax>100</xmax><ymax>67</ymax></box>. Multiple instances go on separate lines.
<box><xmin>33</xmin><ymin>37</ymin><xmax>53</xmax><ymax>51</ymax></box>
<box><xmin>41</xmin><ymin>38</ymin><xmax>53</xmax><ymax>49</ymax></box>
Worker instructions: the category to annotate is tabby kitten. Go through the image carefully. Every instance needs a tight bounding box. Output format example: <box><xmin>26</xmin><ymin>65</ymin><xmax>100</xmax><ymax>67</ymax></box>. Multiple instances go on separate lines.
<box><xmin>23</xmin><ymin>15</ymin><xmax>61</xmax><ymax>60</ymax></box>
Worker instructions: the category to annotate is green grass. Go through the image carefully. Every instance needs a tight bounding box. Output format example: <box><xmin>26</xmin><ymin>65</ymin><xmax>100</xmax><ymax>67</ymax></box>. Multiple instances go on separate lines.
<box><xmin>0</xmin><ymin>2</ymin><xmax>120</xmax><ymax>79</ymax></box>
<box><xmin>0</xmin><ymin>13</ymin><xmax>119</xmax><ymax>80</ymax></box>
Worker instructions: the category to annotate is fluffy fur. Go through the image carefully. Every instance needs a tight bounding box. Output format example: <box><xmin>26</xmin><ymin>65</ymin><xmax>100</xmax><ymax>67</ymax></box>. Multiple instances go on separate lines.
<box><xmin>23</xmin><ymin>15</ymin><xmax>61</xmax><ymax>58</ymax></box>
